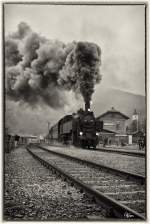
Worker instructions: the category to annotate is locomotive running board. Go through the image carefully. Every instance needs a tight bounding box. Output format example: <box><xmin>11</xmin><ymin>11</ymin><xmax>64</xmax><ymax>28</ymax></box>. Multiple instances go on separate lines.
<box><xmin>26</xmin><ymin>146</ymin><xmax>145</xmax><ymax>220</ymax></box>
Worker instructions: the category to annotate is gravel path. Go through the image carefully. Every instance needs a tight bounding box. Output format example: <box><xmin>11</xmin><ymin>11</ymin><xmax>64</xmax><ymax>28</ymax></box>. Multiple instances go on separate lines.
<box><xmin>42</xmin><ymin>144</ymin><xmax>145</xmax><ymax>176</ymax></box>
<box><xmin>4</xmin><ymin>146</ymin><xmax>106</xmax><ymax>221</ymax></box>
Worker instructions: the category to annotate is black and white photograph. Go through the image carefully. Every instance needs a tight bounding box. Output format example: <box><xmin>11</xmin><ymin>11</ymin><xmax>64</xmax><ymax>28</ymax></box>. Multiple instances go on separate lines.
<box><xmin>4</xmin><ymin>2</ymin><xmax>147</xmax><ymax>221</ymax></box>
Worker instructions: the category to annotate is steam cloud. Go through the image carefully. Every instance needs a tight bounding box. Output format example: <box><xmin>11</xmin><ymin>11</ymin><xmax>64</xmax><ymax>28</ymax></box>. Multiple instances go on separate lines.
<box><xmin>5</xmin><ymin>22</ymin><xmax>102</xmax><ymax>108</ymax></box>
<box><xmin>59</xmin><ymin>42</ymin><xmax>101</xmax><ymax>103</ymax></box>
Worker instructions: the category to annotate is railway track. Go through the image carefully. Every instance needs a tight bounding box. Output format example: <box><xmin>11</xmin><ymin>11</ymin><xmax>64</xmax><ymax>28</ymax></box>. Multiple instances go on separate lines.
<box><xmin>26</xmin><ymin>145</ymin><xmax>146</xmax><ymax>220</ymax></box>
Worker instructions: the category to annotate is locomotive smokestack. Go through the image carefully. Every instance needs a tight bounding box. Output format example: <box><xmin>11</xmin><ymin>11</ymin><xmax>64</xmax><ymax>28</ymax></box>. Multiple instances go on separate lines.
<box><xmin>85</xmin><ymin>101</ymin><xmax>90</xmax><ymax>112</ymax></box>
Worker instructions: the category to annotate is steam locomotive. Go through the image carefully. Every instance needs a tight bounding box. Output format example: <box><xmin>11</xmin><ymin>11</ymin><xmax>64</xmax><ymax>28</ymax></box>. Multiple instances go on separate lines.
<box><xmin>49</xmin><ymin>101</ymin><xmax>103</xmax><ymax>149</ymax></box>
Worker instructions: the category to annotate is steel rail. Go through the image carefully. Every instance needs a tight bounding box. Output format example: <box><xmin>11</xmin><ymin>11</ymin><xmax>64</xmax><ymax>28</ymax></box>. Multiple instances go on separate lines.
<box><xmin>38</xmin><ymin>145</ymin><xmax>145</xmax><ymax>183</ymax></box>
<box><xmin>26</xmin><ymin>146</ymin><xmax>145</xmax><ymax>220</ymax></box>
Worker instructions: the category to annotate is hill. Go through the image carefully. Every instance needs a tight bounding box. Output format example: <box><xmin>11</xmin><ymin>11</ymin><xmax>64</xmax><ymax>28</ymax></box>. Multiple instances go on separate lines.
<box><xmin>5</xmin><ymin>87</ymin><xmax>146</xmax><ymax>135</ymax></box>
<box><xmin>92</xmin><ymin>87</ymin><xmax>146</xmax><ymax>120</ymax></box>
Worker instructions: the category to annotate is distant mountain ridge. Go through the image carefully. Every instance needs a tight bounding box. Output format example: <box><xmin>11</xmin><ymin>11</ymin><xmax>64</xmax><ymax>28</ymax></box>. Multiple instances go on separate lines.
<box><xmin>6</xmin><ymin>87</ymin><xmax>146</xmax><ymax>135</ymax></box>
<box><xmin>92</xmin><ymin>87</ymin><xmax>146</xmax><ymax>120</ymax></box>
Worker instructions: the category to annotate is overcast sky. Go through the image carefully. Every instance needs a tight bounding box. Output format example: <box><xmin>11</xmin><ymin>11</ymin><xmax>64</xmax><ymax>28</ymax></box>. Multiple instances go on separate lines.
<box><xmin>5</xmin><ymin>3</ymin><xmax>145</xmax><ymax>95</ymax></box>
<box><xmin>4</xmin><ymin>3</ymin><xmax>146</xmax><ymax>135</ymax></box>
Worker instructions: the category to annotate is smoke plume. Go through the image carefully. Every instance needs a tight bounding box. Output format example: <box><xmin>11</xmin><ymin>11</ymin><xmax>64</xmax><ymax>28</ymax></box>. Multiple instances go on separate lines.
<box><xmin>59</xmin><ymin>42</ymin><xmax>101</xmax><ymax>103</ymax></box>
<box><xmin>5</xmin><ymin>22</ymin><xmax>101</xmax><ymax>108</ymax></box>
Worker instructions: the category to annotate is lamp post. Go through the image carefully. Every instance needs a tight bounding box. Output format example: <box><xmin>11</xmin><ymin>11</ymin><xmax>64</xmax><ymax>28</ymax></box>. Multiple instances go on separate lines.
<box><xmin>48</xmin><ymin>122</ymin><xmax>50</xmax><ymax>133</ymax></box>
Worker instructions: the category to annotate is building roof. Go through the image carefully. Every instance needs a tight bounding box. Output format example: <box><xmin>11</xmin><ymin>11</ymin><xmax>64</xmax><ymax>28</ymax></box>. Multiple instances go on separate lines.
<box><xmin>97</xmin><ymin>107</ymin><xmax>129</xmax><ymax>120</ymax></box>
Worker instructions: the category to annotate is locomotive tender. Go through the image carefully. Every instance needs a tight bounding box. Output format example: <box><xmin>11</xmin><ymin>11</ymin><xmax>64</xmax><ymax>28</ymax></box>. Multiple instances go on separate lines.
<box><xmin>49</xmin><ymin>102</ymin><xmax>103</xmax><ymax>149</ymax></box>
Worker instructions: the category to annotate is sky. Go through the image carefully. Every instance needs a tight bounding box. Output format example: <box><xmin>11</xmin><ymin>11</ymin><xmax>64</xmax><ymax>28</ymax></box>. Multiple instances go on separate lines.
<box><xmin>5</xmin><ymin>3</ymin><xmax>145</xmax><ymax>95</ymax></box>
<box><xmin>4</xmin><ymin>3</ymin><xmax>146</xmax><ymax>135</ymax></box>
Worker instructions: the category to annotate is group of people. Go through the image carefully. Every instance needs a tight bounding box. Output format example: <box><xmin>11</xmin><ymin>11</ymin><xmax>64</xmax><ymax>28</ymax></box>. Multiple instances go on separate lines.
<box><xmin>103</xmin><ymin>137</ymin><xmax>108</xmax><ymax>147</ymax></box>
<box><xmin>138</xmin><ymin>137</ymin><xmax>146</xmax><ymax>150</ymax></box>
<box><xmin>5</xmin><ymin>134</ymin><xmax>20</xmax><ymax>153</ymax></box>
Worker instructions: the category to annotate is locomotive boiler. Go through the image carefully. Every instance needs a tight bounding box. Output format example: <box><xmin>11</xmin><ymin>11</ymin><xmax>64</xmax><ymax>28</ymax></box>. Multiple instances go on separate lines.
<box><xmin>49</xmin><ymin>102</ymin><xmax>103</xmax><ymax>149</ymax></box>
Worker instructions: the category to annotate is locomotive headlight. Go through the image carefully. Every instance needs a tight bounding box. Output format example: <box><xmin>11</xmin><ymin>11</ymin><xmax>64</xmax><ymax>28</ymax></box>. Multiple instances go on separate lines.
<box><xmin>96</xmin><ymin>132</ymin><xmax>99</xmax><ymax>136</ymax></box>
<box><xmin>79</xmin><ymin>132</ymin><xmax>83</xmax><ymax>136</ymax></box>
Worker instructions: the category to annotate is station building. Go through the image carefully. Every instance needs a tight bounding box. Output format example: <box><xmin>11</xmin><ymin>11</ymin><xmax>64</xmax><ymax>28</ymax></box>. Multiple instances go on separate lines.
<box><xmin>97</xmin><ymin>107</ymin><xmax>130</xmax><ymax>145</ymax></box>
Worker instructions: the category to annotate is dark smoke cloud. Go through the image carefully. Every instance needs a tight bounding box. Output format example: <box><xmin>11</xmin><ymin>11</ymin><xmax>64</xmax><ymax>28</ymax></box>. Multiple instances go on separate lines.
<box><xmin>5</xmin><ymin>22</ymin><xmax>101</xmax><ymax>108</ymax></box>
<box><xmin>11</xmin><ymin>22</ymin><xmax>32</xmax><ymax>40</ymax></box>
<box><xmin>20</xmin><ymin>32</ymin><xmax>41</xmax><ymax>68</ymax></box>
<box><xmin>5</xmin><ymin>38</ymin><xmax>22</xmax><ymax>66</ymax></box>
<box><xmin>59</xmin><ymin>42</ymin><xmax>101</xmax><ymax>103</ymax></box>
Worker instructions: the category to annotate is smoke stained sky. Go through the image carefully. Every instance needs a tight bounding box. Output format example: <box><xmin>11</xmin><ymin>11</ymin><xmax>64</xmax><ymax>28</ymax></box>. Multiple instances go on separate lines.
<box><xmin>5</xmin><ymin>4</ymin><xmax>145</xmax><ymax>96</ymax></box>
<box><xmin>4</xmin><ymin>3</ymin><xmax>146</xmax><ymax>135</ymax></box>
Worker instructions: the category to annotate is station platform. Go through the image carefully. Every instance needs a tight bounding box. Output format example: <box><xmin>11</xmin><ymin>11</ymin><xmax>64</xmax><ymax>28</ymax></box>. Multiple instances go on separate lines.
<box><xmin>97</xmin><ymin>145</ymin><xmax>145</xmax><ymax>157</ymax></box>
<box><xmin>45</xmin><ymin>142</ymin><xmax>145</xmax><ymax>157</ymax></box>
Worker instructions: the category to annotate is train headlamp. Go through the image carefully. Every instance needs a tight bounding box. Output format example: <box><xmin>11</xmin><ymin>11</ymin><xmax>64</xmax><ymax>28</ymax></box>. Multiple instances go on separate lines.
<box><xmin>79</xmin><ymin>132</ymin><xmax>83</xmax><ymax>136</ymax></box>
<box><xmin>96</xmin><ymin>132</ymin><xmax>99</xmax><ymax>136</ymax></box>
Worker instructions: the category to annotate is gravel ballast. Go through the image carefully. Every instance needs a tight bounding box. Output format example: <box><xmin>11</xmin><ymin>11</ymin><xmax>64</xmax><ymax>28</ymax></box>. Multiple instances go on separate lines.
<box><xmin>4</xmin><ymin>146</ymin><xmax>106</xmax><ymax>221</ymax></box>
<box><xmin>42</xmin><ymin>144</ymin><xmax>145</xmax><ymax>176</ymax></box>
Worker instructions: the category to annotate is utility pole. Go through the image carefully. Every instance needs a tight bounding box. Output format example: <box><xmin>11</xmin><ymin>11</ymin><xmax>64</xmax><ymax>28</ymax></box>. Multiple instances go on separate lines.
<box><xmin>48</xmin><ymin>122</ymin><xmax>50</xmax><ymax>133</ymax></box>
<box><xmin>137</xmin><ymin>114</ymin><xmax>139</xmax><ymax>132</ymax></box>
<box><xmin>47</xmin><ymin>122</ymin><xmax>50</xmax><ymax>144</ymax></box>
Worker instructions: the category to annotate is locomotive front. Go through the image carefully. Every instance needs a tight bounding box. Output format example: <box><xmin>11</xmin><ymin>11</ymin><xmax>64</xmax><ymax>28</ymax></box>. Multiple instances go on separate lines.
<box><xmin>77</xmin><ymin>101</ymin><xmax>102</xmax><ymax>149</ymax></box>
<box><xmin>49</xmin><ymin>101</ymin><xmax>103</xmax><ymax>149</ymax></box>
